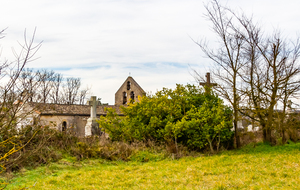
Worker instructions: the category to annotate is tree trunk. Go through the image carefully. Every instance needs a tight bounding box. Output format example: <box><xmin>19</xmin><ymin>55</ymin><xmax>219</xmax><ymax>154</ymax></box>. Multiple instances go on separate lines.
<box><xmin>282</xmin><ymin>129</ymin><xmax>286</xmax><ymax>144</ymax></box>
<box><xmin>234</xmin><ymin>118</ymin><xmax>241</xmax><ymax>148</ymax></box>
<box><xmin>174</xmin><ymin>137</ymin><xmax>178</xmax><ymax>155</ymax></box>
<box><xmin>263</xmin><ymin>128</ymin><xmax>272</xmax><ymax>143</ymax></box>
<box><xmin>208</xmin><ymin>139</ymin><xmax>214</xmax><ymax>154</ymax></box>
<box><xmin>263</xmin><ymin>128</ymin><xmax>266</xmax><ymax>141</ymax></box>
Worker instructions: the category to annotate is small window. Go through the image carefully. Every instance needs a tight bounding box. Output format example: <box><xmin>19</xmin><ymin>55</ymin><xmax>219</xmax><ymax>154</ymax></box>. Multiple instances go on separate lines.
<box><xmin>127</xmin><ymin>81</ymin><xmax>131</xmax><ymax>90</ymax></box>
<box><xmin>123</xmin><ymin>92</ymin><xmax>127</xmax><ymax>104</ymax></box>
<box><xmin>62</xmin><ymin>121</ymin><xmax>67</xmax><ymax>132</ymax></box>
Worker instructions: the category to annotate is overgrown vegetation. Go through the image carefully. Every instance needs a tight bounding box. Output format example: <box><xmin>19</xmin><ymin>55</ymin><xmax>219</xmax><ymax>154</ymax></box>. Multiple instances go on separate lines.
<box><xmin>0</xmin><ymin>127</ymin><xmax>167</xmax><ymax>173</ymax></box>
<box><xmin>1</xmin><ymin>125</ymin><xmax>208</xmax><ymax>188</ymax></box>
<box><xmin>0</xmin><ymin>28</ymin><xmax>90</xmax><ymax>182</ymax></box>
<box><xmin>0</xmin><ymin>29</ymin><xmax>43</xmax><ymax>188</ymax></box>
<box><xmin>4</xmin><ymin>142</ymin><xmax>300</xmax><ymax>189</ymax></box>
<box><xmin>2</xmin><ymin>1</ymin><xmax>300</xmax><ymax>189</ymax></box>
<box><xmin>98</xmin><ymin>84</ymin><xmax>233</xmax><ymax>153</ymax></box>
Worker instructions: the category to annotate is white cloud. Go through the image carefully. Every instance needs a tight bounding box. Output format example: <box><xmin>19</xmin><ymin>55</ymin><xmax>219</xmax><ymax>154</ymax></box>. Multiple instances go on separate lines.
<box><xmin>0</xmin><ymin>0</ymin><xmax>300</xmax><ymax>104</ymax></box>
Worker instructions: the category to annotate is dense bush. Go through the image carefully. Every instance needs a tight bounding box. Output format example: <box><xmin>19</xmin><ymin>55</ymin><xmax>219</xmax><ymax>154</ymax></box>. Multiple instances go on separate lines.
<box><xmin>0</xmin><ymin>126</ymin><xmax>168</xmax><ymax>175</ymax></box>
<box><xmin>98</xmin><ymin>84</ymin><xmax>234</xmax><ymax>152</ymax></box>
<box><xmin>0</xmin><ymin>125</ymin><xmax>74</xmax><ymax>172</ymax></box>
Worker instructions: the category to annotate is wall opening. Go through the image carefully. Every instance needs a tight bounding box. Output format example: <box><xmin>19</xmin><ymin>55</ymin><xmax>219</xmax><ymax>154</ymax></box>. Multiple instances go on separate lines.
<box><xmin>130</xmin><ymin>91</ymin><xmax>135</xmax><ymax>103</ymax></box>
<box><xmin>62</xmin><ymin>121</ymin><xmax>67</xmax><ymax>132</ymax></box>
<box><xmin>127</xmin><ymin>81</ymin><xmax>131</xmax><ymax>90</ymax></box>
<box><xmin>123</xmin><ymin>92</ymin><xmax>127</xmax><ymax>104</ymax></box>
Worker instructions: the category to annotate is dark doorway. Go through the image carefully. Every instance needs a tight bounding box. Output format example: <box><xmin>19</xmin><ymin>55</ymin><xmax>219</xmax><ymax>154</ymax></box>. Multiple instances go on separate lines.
<box><xmin>62</xmin><ymin>121</ymin><xmax>67</xmax><ymax>132</ymax></box>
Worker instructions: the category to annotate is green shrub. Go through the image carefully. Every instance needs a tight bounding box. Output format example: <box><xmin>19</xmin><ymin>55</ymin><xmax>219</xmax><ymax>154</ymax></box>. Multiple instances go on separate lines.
<box><xmin>1</xmin><ymin>124</ymin><xmax>170</xmax><ymax>175</ymax></box>
<box><xmin>98</xmin><ymin>84</ymin><xmax>233</xmax><ymax>152</ymax></box>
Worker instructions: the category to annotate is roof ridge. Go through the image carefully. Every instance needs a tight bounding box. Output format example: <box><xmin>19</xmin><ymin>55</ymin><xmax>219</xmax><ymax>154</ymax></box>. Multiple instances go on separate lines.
<box><xmin>115</xmin><ymin>76</ymin><xmax>145</xmax><ymax>95</ymax></box>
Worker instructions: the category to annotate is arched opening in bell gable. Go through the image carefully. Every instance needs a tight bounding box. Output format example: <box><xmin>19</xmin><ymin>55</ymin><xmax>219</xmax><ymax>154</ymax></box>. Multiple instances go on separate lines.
<box><xmin>123</xmin><ymin>92</ymin><xmax>127</xmax><ymax>104</ymax></box>
<box><xmin>130</xmin><ymin>91</ymin><xmax>135</xmax><ymax>103</ymax></box>
<box><xmin>127</xmin><ymin>81</ymin><xmax>131</xmax><ymax>90</ymax></box>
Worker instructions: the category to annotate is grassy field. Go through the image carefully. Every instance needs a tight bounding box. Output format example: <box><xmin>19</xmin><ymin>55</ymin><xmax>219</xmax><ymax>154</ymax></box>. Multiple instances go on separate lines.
<box><xmin>2</xmin><ymin>142</ymin><xmax>300</xmax><ymax>189</ymax></box>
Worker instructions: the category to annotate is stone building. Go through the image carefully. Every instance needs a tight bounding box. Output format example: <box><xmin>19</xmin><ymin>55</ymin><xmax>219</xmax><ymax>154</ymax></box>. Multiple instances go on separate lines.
<box><xmin>115</xmin><ymin>76</ymin><xmax>146</xmax><ymax>106</ymax></box>
<box><xmin>16</xmin><ymin>76</ymin><xmax>145</xmax><ymax>137</ymax></box>
<box><xmin>17</xmin><ymin>101</ymin><xmax>123</xmax><ymax>137</ymax></box>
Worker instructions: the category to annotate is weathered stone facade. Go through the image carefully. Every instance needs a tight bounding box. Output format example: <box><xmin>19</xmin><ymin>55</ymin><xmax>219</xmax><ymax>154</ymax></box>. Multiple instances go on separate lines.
<box><xmin>115</xmin><ymin>76</ymin><xmax>146</xmax><ymax>106</ymax></box>
<box><xmin>17</xmin><ymin>76</ymin><xmax>144</xmax><ymax>137</ymax></box>
<box><xmin>19</xmin><ymin>102</ymin><xmax>122</xmax><ymax>137</ymax></box>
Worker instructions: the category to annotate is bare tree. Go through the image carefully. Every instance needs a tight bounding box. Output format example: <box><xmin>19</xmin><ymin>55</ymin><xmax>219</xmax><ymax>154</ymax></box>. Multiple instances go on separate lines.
<box><xmin>50</xmin><ymin>73</ymin><xmax>63</xmax><ymax>104</ymax></box>
<box><xmin>193</xmin><ymin>0</ymin><xmax>246</xmax><ymax>148</ymax></box>
<box><xmin>240</xmin><ymin>30</ymin><xmax>300</xmax><ymax>143</ymax></box>
<box><xmin>62</xmin><ymin>77</ymin><xmax>81</xmax><ymax>104</ymax></box>
<box><xmin>18</xmin><ymin>69</ymin><xmax>87</xmax><ymax>105</ymax></box>
<box><xmin>0</xmin><ymin>29</ymin><xmax>42</xmax><ymax>127</ymax></box>
<box><xmin>37</xmin><ymin>69</ymin><xmax>55</xmax><ymax>103</ymax></box>
<box><xmin>78</xmin><ymin>86</ymin><xmax>90</xmax><ymax>105</ymax></box>
<box><xmin>0</xmin><ymin>28</ymin><xmax>42</xmax><ymax>175</ymax></box>
<box><xmin>195</xmin><ymin>0</ymin><xmax>300</xmax><ymax>144</ymax></box>
<box><xmin>18</xmin><ymin>68</ymin><xmax>40</xmax><ymax>102</ymax></box>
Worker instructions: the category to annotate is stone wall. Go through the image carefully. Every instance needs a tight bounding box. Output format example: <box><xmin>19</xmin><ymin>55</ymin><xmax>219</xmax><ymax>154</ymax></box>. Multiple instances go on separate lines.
<box><xmin>115</xmin><ymin>76</ymin><xmax>146</xmax><ymax>106</ymax></box>
<box><xmin>40</xmin><ymin>115</ymin><xmax>88</xmax><ymax>137</ymax></box>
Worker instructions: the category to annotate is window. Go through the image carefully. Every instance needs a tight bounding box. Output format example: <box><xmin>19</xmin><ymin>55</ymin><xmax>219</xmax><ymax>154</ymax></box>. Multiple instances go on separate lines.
<box><xmin>62</xmin><ymin>121</ymin><xmax>67</xmax><ymax>132</ymax></box>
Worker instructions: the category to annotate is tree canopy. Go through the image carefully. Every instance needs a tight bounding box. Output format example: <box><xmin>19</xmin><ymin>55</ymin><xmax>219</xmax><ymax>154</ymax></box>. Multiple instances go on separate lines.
<box><xmin>98</xmin><ymin>84</ymin><xmax>233</xmax><ymax>152</ymax></box>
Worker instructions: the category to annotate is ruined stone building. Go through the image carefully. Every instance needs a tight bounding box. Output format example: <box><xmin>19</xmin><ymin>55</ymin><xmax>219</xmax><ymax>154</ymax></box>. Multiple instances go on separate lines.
<box><xmin>16</xmin><ymin>76</ymin><xmax>145</xmax><ymax>137</ymax></box>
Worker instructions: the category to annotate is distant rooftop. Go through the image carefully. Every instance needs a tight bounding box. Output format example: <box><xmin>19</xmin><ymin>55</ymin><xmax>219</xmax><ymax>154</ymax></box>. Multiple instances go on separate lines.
<box><xmin>27</xmin><ymin>102</ymin><xmax>123</xmax><ymax>116</ymax></box>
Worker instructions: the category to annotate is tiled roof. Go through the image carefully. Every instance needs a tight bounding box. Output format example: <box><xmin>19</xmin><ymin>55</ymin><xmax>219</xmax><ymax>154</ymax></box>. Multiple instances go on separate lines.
<box><xmin>27</xmin><ymin>102</ymin><xmax>123</xmax><ymax>116</ymax></box>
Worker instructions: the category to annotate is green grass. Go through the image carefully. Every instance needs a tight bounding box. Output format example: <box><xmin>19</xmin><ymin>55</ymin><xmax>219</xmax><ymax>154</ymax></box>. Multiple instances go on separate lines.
<box><xmin>3</xmin><ymin>142</ymin><xmax>300</xmax><ymax>189</ymax></box>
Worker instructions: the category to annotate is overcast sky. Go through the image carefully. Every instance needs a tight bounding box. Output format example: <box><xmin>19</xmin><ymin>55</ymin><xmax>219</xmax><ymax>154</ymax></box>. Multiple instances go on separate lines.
<box><xmin>1</xmin><ymin>0</ymin><xmax>300</xmax><ymax>104</ymax></box>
